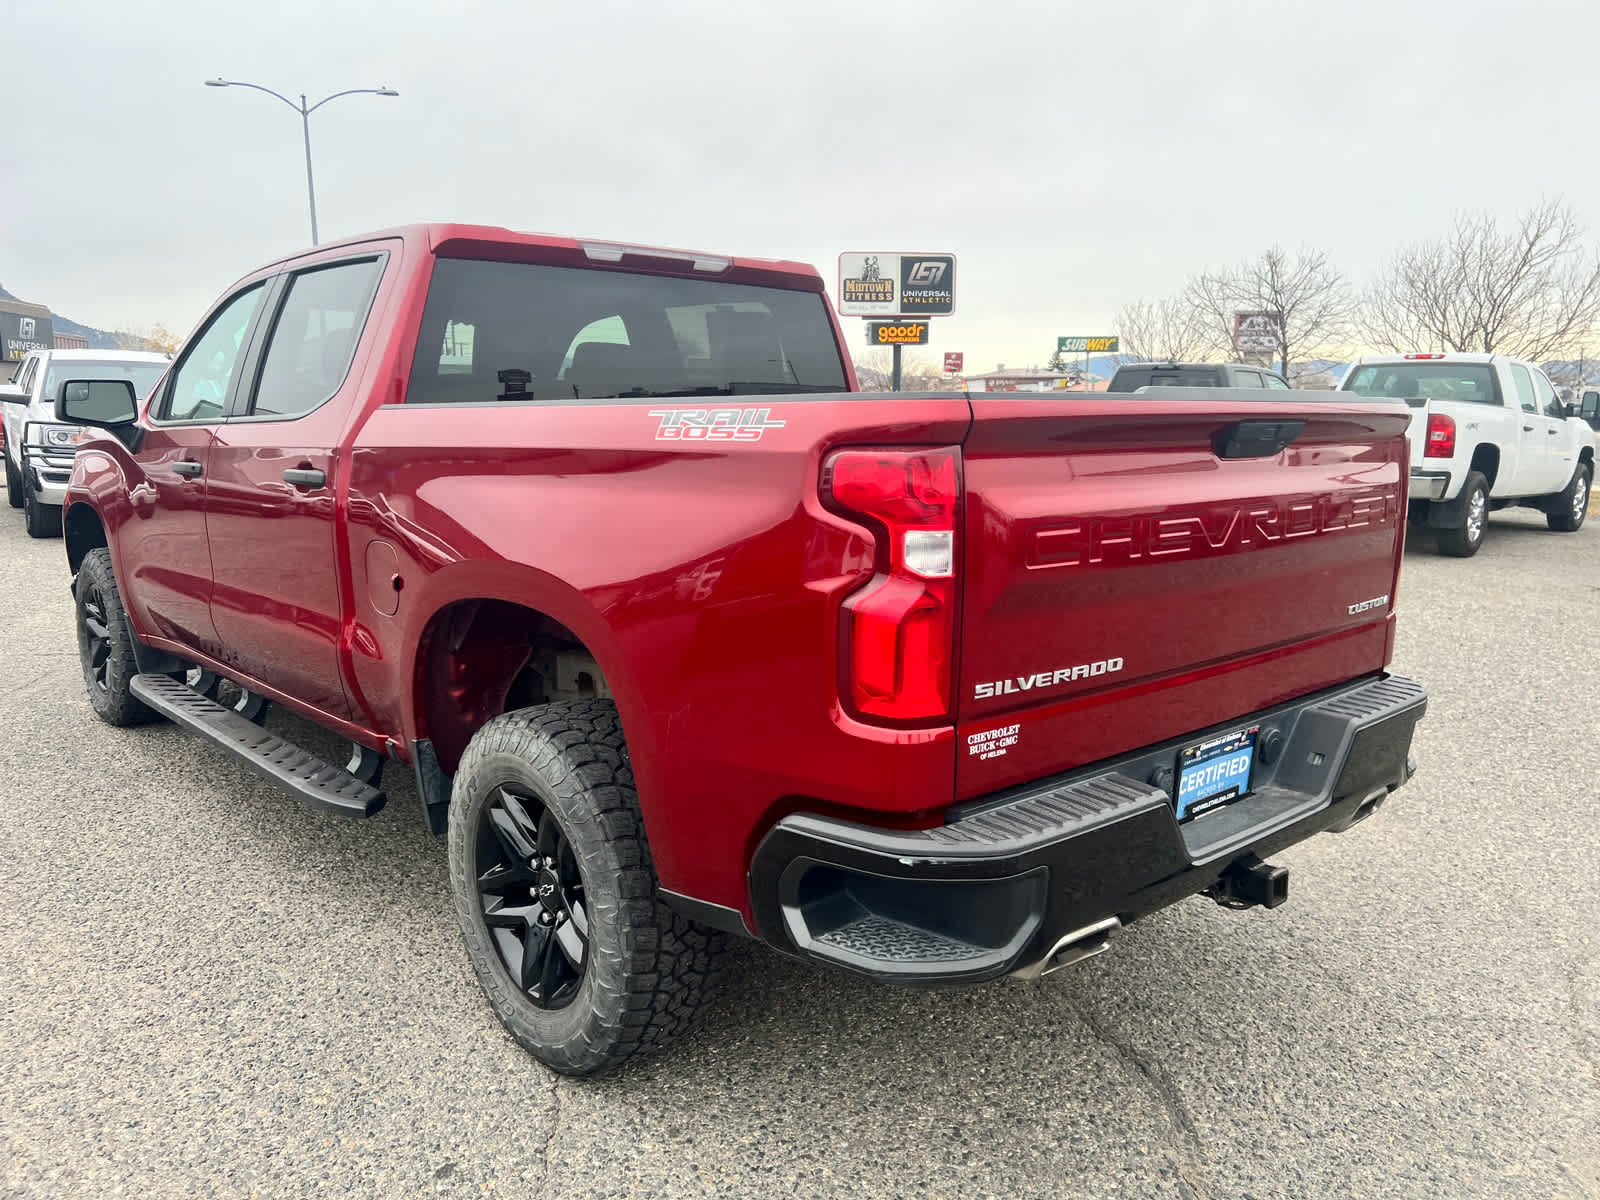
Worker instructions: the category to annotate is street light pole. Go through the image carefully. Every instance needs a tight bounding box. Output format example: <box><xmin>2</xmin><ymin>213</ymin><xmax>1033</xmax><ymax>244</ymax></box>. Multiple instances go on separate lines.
<box><xmin>299</xmin><ymin>96</ymin><xmax>317</xmax><ymax>244</ymax></box>
<box><xmin>204</xmin><ymin>78</ymin><xmax>398</xmax><ymax>246</ymax></box>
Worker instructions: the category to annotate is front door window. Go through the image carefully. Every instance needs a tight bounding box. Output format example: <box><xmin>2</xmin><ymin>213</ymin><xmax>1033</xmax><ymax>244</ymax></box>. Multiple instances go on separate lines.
<box><xmin>159</xmin><ymin>285</ymin><xmax>265</xmax><ymax>423</ymax></box>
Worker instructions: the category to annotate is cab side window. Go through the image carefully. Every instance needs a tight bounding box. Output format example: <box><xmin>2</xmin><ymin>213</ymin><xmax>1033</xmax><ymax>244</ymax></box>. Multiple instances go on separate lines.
<box><xmin>1508</xmin><ymin>365</ymin><xmax>1538</xmax><ymax>414</ymax></box>
<box><xmin>1265</xmin><ymin>373</ymin><xmax>1290</xmax><ymax>390</ymax></box>
<box><xmin>158</xmin><ymin>284</ymin><xmax>266</xmax><ymax>422</ymax></box>
<box><xmin>1532</xmin><ymin>372</ymin><xmax>1563</xmax><ymax>418</ymax></box>
<box><xmin>251</xmin><ymin>258</ymin><xmax>384</xmax><ymax>419</ymax></box>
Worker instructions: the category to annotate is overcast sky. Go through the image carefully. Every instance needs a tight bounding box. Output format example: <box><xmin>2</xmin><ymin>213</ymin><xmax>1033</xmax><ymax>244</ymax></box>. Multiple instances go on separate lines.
<box><xmin>10</xmin><ymin>0</ymin><xmax>1600</xmax><ymax>372</ymax></box>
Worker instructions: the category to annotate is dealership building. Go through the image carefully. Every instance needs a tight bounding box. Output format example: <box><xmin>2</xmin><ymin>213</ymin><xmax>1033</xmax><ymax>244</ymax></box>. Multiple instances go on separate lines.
<box><xmin>963</xmin><ymin>367</ymin><xmax>1108</xmax><ymax>392</ymax></box>
<box><xmin>0</xmin><ymin>297</ymin><xmax>54</xmax><ymax>382</ymax></box>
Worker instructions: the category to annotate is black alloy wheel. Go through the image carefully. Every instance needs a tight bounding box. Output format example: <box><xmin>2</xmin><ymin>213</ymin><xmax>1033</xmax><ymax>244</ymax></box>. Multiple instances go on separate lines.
<box><xmin>448</xmin><ymin>701</ymin><xmax>727</xmax><ymax>1075</ymax></box>
<box><xmin>475</xmin><ymin>785</ymin><xmax>589</xmax><ymax>1009</ymax></box>
<box><xmin>74</xmin><ymin>547</ymin><xmax>157</xmax><ymax>726</ymax></box>
<box><xmin>80</xmin><ymin>580</ymin><xmax>114</xmax><ymax>696</ymax></box>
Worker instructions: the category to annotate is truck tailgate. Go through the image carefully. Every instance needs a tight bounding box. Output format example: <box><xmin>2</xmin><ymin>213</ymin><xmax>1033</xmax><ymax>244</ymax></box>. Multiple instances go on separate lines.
<box><xmin>956</xmin><ymin>395</ymin><xmax>1411</xmax><ymax>800</ymax></box>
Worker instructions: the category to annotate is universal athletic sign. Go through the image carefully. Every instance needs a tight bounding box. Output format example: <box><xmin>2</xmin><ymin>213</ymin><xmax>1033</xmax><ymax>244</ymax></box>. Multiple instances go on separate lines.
<box><xmin>837</xmin><ymin>253</ymin><xmax>957</xmax><ymax>317</ymax></box>
<box><xmin>0</xmin><ymin>308</ymin><xmax>53</xmax><ymax>362</ymax></box>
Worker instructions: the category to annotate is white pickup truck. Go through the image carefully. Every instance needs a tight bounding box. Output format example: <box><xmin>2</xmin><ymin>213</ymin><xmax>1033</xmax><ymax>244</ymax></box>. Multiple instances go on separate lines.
<box><xmin>1339</xmin><ymin>353</ymin><xmax>1594</xmax><ymax>556</ymax></box>
<box><xmin>0</xmin><ymin>348</ymin><xmax>170</xmax><ymax>537</ymax></box>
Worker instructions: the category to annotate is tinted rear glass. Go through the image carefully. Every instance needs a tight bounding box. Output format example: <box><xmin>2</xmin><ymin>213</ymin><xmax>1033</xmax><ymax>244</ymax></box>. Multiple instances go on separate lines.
<box><xmin>1342</xmin><ymin>362</ymin><xmax>1499</xmax><ymax>406</ymax></box>
<box><xmin>1108</xmin><ymin>366</ymin><xmax>1223</xmax><ymax>392</ymax></box>
<box><xmin>43</xmin><ymin>358</ymin><xmax>167</xmax><ymax>401</ymax></box>
<box><xmin>407</xmin><ymin>259</ymin><xmax>848</xmax><ymax>403</ymax></box>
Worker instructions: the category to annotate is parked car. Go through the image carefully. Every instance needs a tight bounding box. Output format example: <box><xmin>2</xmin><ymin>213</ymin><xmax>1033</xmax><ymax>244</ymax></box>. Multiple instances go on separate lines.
<box><xmin>1338</xmin><ymin>353</ymin><xmax>1593</xmax><ymax>555</ymax></box>
<box><xmin>0</xmin><ymin>348</ymin><xmax>170</xmax><ymax>536</ymax></box>
<box><xmin>1106</xmin><ymin>360</ymin><xmax>1291</xmax><ymax>391</ymax></box>
<box><xmin>54</xmin><ymin>224</ymin><xmax>1426</xmax><ymax>1075</ymax></box>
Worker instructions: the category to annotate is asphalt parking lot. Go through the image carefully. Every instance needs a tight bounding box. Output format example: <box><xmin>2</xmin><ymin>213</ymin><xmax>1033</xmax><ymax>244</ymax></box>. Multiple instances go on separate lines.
<box><xmin>2</xmin><ymin>507</ymin><xmax>1597</xmax><ymax>1200</ymax></box>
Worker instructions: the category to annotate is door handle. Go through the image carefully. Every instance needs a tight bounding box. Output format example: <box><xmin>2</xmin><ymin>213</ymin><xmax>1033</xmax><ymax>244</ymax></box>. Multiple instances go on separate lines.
<box><xmin>283</xmin><ymin>468</ymin><xmax>326</xmax><ymax>488</ymax></box>
<box><xmin>1522</xmin><ymin>425</ymin><xmax>1535</xmax><ymax>431</ymax></box>
<box><xmin>1547</xmin><ymin>428</ymin><xmax>1559</xmax><ymax>435</ymax></box>
<box><xmin>172</xmin><ymin>461</ymin><xmax>203</xmax><ymax>478</ymax></box>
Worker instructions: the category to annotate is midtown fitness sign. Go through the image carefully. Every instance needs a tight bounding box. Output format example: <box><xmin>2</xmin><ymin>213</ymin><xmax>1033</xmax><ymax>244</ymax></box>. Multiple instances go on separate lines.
<box><xmin>837</xmin><ymin>253</ymin><xmax>957</xmax><ymax>317</ymax></box>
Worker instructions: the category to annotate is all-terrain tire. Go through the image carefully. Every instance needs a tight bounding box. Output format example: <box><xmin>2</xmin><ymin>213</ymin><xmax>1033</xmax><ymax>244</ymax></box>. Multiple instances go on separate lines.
<box><xmin>5</xmin><ymin>454</ymin><xmax>22</xmax><ymax>509</ymax></box>
<box><xmin>24</xmin><ymin>485</ymin><xmax>61</xmax><ymax>538</ymax></box>
<box><xmin>1545</xmin><ymin>462</ymin><xmax>1591</xmax><ymax>533</ymax></box>
<box><xmin>1436</xmin><ymin>471</ymin><xmax>1489</xmax><ymax>557</ymax></box>
<box><xmin>447</xmin><ymin>700</ymin><xmax>726</xmax><ymax>1076</ymax></box>
<box><xmin>75</xmin><ymin>547</ymin><xmax>159</xmax><ymax>726</ymax></box>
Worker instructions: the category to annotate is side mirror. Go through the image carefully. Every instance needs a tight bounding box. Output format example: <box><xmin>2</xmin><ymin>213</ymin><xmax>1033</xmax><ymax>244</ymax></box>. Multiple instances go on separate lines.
<box><xmin>56</xmin><ymin>379</ymin><xmax>139</xmax><ymax>428</ymax></box>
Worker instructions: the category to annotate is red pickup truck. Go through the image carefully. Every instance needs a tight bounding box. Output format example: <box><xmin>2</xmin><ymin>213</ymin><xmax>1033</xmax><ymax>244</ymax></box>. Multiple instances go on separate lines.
<box><xmin>56</xmin><ymin>225</ymin><xmax>1426</xmax><ymax>1075</ymax></box>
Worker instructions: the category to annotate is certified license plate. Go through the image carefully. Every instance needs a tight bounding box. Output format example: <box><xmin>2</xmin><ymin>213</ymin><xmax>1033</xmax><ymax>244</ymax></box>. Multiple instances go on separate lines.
<box><xmin>1175</xmin><ymin>726</ymin><xmax>1259</xmax><ymax>822</ymax></box>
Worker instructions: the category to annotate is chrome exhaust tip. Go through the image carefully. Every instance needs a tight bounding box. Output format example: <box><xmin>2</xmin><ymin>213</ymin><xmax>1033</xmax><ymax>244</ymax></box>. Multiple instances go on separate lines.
<box><xmin>1326</xmin><ymin>785</ymin><xmax>1392</xmax><ymax>833</ymax></box>
<box><xmin>1011</xmin><ymin>916</ymin><xmax>1121</xmax><ymax>979</ymax></box>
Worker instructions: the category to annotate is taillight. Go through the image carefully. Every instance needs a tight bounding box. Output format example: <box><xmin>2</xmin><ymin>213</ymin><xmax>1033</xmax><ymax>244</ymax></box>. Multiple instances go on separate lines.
<box><xmin>823</xmin><ymin>447</ymin><xmax>959</xmax><ymax>722</ymax></box>
<box><xmin>1423</xmin><ymin>412</ymin><xmax>1455</xmax><ymax>458</ymax></box>
<box><xmin>1405</xmin><ymin>353</ymin><xmax>1446</xmax><ymax>360</ymax></box>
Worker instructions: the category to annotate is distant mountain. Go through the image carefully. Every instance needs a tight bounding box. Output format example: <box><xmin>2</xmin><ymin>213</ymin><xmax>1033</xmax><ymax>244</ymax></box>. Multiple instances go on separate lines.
<box><xmin>0</xmin><ymin>280</ymin><xmax>127</xmax><ymax>350</ymax></box>
<box><xmin>48</xmin><ymin>312</ymin><xmax>125</xmax><ymax>350</ymax></box>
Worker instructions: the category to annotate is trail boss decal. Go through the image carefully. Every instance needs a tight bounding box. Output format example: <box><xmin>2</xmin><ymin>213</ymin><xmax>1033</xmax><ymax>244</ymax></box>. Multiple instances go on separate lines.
<box><xmin>649</xmin><ymin>408</ymin><xmax>787</xmax><ymax>442</ymax></box>
<box><xmin>974</xmin><ymin>656</ymin><xmax>1124</xmax><ymax>700</ymax></box>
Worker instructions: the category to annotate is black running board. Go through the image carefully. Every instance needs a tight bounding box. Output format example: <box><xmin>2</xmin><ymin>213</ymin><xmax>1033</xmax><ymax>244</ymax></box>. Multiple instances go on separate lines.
<box><xmin>130</xmin><ymin>673</ymin><xmax>386</xmax><ymax>818</ymax></box>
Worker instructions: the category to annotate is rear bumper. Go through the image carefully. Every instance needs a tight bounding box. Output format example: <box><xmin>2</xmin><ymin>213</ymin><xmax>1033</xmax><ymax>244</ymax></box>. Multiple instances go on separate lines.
<box><xmin>748</xmin><ymin>673</ymin><xmax>1426</xmax><ymax>983</ymax></box>
<box><xmin>1409</xmin><ymin>469</ymin><xmax>1450</xmax><ymax>501</ymax></box>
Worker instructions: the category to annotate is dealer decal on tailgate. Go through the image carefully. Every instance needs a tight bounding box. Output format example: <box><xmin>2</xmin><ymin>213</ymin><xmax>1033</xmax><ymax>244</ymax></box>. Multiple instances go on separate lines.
<box><xmin>967</xmin><ymin>724</ymin><xmax>1020</xmax><ymax>760</ymax></box>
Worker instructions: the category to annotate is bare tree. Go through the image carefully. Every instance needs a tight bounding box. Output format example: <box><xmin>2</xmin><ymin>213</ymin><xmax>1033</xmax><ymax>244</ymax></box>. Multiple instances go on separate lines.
<box><xmin>1247</xmin><ymin>247</ymin><xmax>1355</xmax><ymax>378</ymax></box>
<box><xmin>899</xmin><ymin>355</ymin><xmax>963</xmax><ymax>391</ymax></box>
<box><xmin>852</xmin><ymin>348</ymin><xmax>962</xmax><ymax>391</ymax></box>
<box><xmin>1178</xmin><ymin>270</ymin><xmax>1240</xmax><ymax>361</ymax></box>
<box><xmin>1362</xmin><ymin>200</ymin><xmax>1600</xmax><ymax>360</ymax></box>
<box><xmin>1181</xmin><ymin>247</ymin><xmax>1355</xmax><ymax>377</ymax></box>
<box><xmin>853</xmin><ymin>348</ymin><xmax>894</xmax><ymax>390</ymax></box>
<box><xmin>1113</xmin><ymin>296</ymin><xmax>1215</xmax><ymax>362</ymax></box>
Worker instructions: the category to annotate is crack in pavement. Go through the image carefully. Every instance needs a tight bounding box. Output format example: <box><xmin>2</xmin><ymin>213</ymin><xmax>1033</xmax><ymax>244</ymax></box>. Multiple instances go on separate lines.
<box><xmin>8</xmin><ymin>667</ymin><xmax>69</xmax><ymax>695</ymax></box>
<box><xmin>537</xmin><ymin>1073</ymin><xmax>562</xmax><ymax>1196</ymax></box>
<box><xmin>1567</xmin><ymin>956</ymin><xmax>1600</xmax><ymax>1083</ymax></box>
<box><xmin>1077</xmin><ymin>1004</ymin><xmax>1213</xmax><ymax>1200</ymax></box>
<box><xmin>1562</xmin><ymin>1157</ymin><xmax>1600</xmax><ymax>1200</ymax></box>
<box><xmin>1561</xmin><ymin>956</ymin><xmax>1600</xmax><ymax>1199</ymax></box>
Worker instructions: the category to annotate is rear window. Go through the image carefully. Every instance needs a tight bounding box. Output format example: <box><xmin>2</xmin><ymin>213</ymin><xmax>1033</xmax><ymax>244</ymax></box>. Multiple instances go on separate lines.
<box><xmin>1107</xmin><ymin>366</ymin><xmax>1224</xmax><ymax>392</ymax></box>
<box><xmin>42</xmin><ymin>358</ymin><xmax>167</xmax><ymax>402</ymax></box>
<box><xmin>1342</xmin><ymin>362</ymin><xmax>1500</xmax><ymax>406</ymax></box>
<box><xmin>406</xmin><ymin>259</ymin><xmax>848</xmax><ymax>403</ymax></box>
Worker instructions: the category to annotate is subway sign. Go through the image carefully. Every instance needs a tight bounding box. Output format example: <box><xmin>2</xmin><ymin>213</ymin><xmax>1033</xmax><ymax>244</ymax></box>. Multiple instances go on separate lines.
<box><xmin>1058</xmin><ymin>336</ymin><xmax>1119</xmax><ymax>353</ymax></box>
<box><xmin>869</xmin><ymin>321</ymin><xmax>931</xmax><ymax>346</ymax></box>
